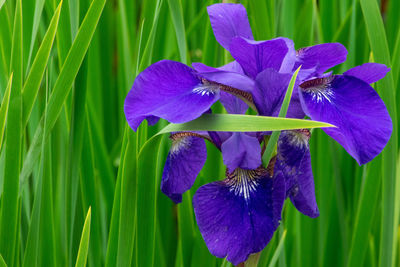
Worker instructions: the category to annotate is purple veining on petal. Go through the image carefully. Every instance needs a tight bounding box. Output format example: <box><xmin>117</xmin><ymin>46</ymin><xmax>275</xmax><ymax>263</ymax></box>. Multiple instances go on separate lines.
<box><xmin>193</xmin><ymin>168</ymin><xmax>285</xmax><ymax>265</ymax></box>
<box><xmin>124</xmin><ymin>60</ymin><xmax>220</xmax><ymax>131</ymax></box>
<box><xmin>299</xmin><ymin>75</ymin><xmax>392</xmax><ymax>165</ymax></box>
<box><xmin>274</xmin><ymin>130</ymin><xmax>319</xmax><ymax>218</ymax></box>
<box><xmin>161</xmin><ymin>135</ymin><xmax>207</xmax><ymax>203</ymax></box>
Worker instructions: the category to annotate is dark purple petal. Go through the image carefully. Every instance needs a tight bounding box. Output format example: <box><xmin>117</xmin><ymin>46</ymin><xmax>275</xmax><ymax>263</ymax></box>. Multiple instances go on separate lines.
<box><xmin>221</xmin><ymin>133</ymin><xmax>261</xmax><ymax>171</ymax></box>
<box><xmin>124</xmin><ymin>60</ymin><xmax>219</xmax><ymax>131</ymax></box>
<box><xmin>343</xmin><ymin>63</ymin><xmax>390</xmax><ymax>84</ymax></box>
<box><xmin>274</xmin><ymin>130</ymin><xmax>319</xmax><ymax>218</ymax></box>
<box><xmin>230</xmin><ymin>37</ymin><xmax>291</xmax><ymax>79</ymax></box>
<box><xmin>161</xmin><ymin>136</ymin><xmax>207</xmax><ymax>203</ymax></box>
<box><xmin>295</xmin><ymin>43</ymin><xmax>347</xmax><ymax>74</ymax></box>
<box><xmin>192</xmin><ymin>62</ymin><xmax>256</xmax><ymax>93</ymax></box>
<box><xmin>254</xmin><ymin>68</ymin><xmax>291</xmax><ymax>116</ymax></box>
<box><xmin>193</xmin><ymin>168</ymin><xmax>285</xmax><ymax>265</ymax></box>
<box><xmin>254</xmin><ymin>68</ymin><xmax>304</xmax><ymax>118</ymax></box>
<box><xmin>207</xmin><ymin>3</ymin><xmax>253</xmax><ymax>51</ymax></box>
<box><xmin>299</xmin><ymin>75</ymin><xmax>392</xmax><ymax>165</ymax></box>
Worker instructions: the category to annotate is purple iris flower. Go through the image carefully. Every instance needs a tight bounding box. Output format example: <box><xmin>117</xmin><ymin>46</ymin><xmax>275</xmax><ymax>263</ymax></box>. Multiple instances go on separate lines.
<box><xmin>124</xmin><ymin>3</ymin><xmax>393</xmax><ymax>265</ymax></box>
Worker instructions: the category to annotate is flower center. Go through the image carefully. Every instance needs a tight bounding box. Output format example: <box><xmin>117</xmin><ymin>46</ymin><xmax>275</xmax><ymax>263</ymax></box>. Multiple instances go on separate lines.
<box><xmin>300</xmin><ymin>76</ymin><xmax>335</xmax><ymax>103</ymax></box>
<box><xmin>192</xmin><ymin>79</ymin><xmax>220</xmax><ymax>96</ymax></box>
<box><xmin>225</xmin><ymin>167</ymin><xmax>268</xmax><ymax>201</ymax></box>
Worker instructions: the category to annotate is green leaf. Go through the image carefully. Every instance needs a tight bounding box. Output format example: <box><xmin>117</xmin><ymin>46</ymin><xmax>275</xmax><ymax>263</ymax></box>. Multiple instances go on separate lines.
<box><xmin>136</xmin><ymin>135</ymin><xmax>163</xmax><ymax>267</ymax></box>
<box><xmin>0</xmin><ymin>254</ymin><xmax>6</xmax><ymax>267</ymax></box>
<box><xmin>359</xmin><ymin>0</ymin><xmax>398</xmax><ymax>266</ymax></box>
<box><xmin>167</xmin><ymin>0</ymin><xmax>187</xmax><ymax>63</ymax></box>
<box><xmin>0</xmin><ymin>0</ymin><xmax>23</xmax><ymax>264</ymax></box>
<box><xmin>262</xmin><ymin>66</ymin><xmax>301</xmax><ymax>167</ymax></box>
<box><xmin>158</xmin><ymin>114</ymin><xmax>334</xmax><ymax>134</ymax></box>
<box><xmin>20</xmin><ymin>0</ymin><xmax>106</xmax><ymax>185</ymax></box>
<box><xmin>0</xmin><ymin>73</ymin><xmax>12</xmax><ymax>150</ymax></box>
<box><xmin>347</xmin><ymin>160</ymin><xmax>381</xmax><ymax>267</ymax></box>
<box><xmin>74</xmin><ymin>207</ymin><xmax>92</xmax><ymax>267</ymax></box>
<box><xmin>22</xmin><ymin>0</ymin><xmax>62</xmax><ymax>127</ymax></box>
<box><xmin>116</xmin><ymin>129</ymin><xmax>138</xmax><ymax>267</ymax></box>
<box><xmin>267</xmin><ymin>230</ymin><xmax>287</xmax><ymax>267</ymax></box>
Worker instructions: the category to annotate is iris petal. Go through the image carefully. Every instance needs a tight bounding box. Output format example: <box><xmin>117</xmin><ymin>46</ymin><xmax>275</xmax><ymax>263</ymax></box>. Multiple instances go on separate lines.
<box><xmin>161</xmin><ymin>135</ymin><xmax>207</xmax><ymax>203</ymax></box>
<box><xmin>221</xmin><ymin>132</ymin><xmax>262</xmax><ymax>171</ymax></box>
<box><xmin>124</xmin><ymin>60</ymin><xmax>219</xmax><ymax>131</ymax></box>
<box><xmin>343</xmin><ymin>63</ymin><xmax>390</xmax><ymax>84</ymax></box>
<box><xmin>229</xmin><ymin>37</ymin><xmax>291</xmax><ymax>79</ymax></box>
<box><xmin>274</xmin><ymin>130</ymin><xmax>319</xmax><ymax>218</ymax></box>
<box><xmin>295</xmin><ymin>43</ymin><xmax>348</xmax><ymax>74</ymax></box>
<box><xmin>299</xmin><ymin>75</ymin><xmax>392</xmax><ymax>164</ymax></box>
<box><xmin>207</xmin><ymin>3</ymin><xmax>253</xmax><ymax>51</ymax></box>
<box><xmin>193</xmin><ymin>168</ymin><xmax>285</xmax><ymax>265</ymax></box>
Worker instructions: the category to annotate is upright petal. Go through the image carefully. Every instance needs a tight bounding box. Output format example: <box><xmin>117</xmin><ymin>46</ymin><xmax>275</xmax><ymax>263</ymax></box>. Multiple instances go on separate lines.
<box><xmin>254</xmin><ymin>68</ymin><xmax>304</xmax><ymax>118</ymax></box>
<box><xmin>161</xmin><ymin>134</ymin><xmax>207</xmax><ymax>203</ymax></box>
<box><xmin>221</xmin><ymin>132</ymin><xmax>262</xmax><ymax>171</ymax></box>
<box><xmin>230</xmin><ymin>37</ymin><xmax>291</xmax><ymax>79</ymax></box>
<box><xmin>343</xmin><ymin>63</ymin><xmax>390</xmax><ymax>84</ymax></box>
<box><xmin>295</xmin><ymin>43</ymin><xmax>347</xmax><ymax>74</ymax></box>
<box><xmin>124</xmin><ymin>60</ymin><xmax>219</xmax><ymax>131</ymax></box>
<box><xmin>274</xmin><ymin>130</ymin><xmax>319</xmax><ymax>218</ymax></box>
<box><xmin>299</xmin><ymin>75</ymin><xmax>392</xmax><ymax>164</ymax></box>
<box><xmin>193</xmin><ymin>168</ymin><xmax>285</xmax><ymax>265</ymax></box>
<box><xmin>207</xmin><ymin>3</ymin><xmax>253</xmax><ymax>51</ymax></box>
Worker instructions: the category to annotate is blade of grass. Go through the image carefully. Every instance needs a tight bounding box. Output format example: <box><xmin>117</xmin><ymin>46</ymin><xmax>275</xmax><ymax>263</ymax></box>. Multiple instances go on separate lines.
<box><xmin>262</xmin><ymin>66</ymin><xmax>300</xmax><ymax>166</ymax></box>
<box><xmin>22</xmin><ymin>0</ymin><xmax>62</xmax><ymax>127</ymax></box>
<box><xmin>158</xmin><ymin>114</ymin><xmax>334</xmax><ymax>134</ymax></box>
<box><xmin>0</xmin><ymin>73</ymin><xmax>12</xmax><ymax>150</ymax></box>
<box><xmin>0</xmin><ymin>0</ymin><xmax>23</xmax><ymax>265</ymax></box>
<box><xmin>359</xmin><ymin>1</ymin><xmax>398</xmax><ymax>266</ymax></box>
<box><xmin>19</xmin><ymin>0</ymin><xmax>106</xmax><ymax>186</ymax></box>
<box><xmin>116</xmin><ymin>129</ymin><xmax>138</xmax><ymax>267</ymax></box>
<box><xmin>267</xmin><ymin>230</ymin><xmax>287</xmax><ymax>267</ymax></box>
<box><xmin>136</xmin><ymin>135</ymin><xmax>163</xmax><ymax>267</ymax></box>
<box><xmin>25</xmin><ymin>0</ymin><xmax>45</xmax><ymax>74</ymax></box>
<box><xmin>74</xmin><ymin>207</ymin><xmax>92</xmax><ymax>267</ymax></box>
<box><xmin>167</xmin><ymin>0</ymin><xmax>187</xmax><ymax>64</ymax></box>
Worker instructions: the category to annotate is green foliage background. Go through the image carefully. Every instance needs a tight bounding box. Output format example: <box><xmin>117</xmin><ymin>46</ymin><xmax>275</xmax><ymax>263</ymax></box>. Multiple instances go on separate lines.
<box><xmin>0</xmin><ymin>0</ymin><xmax>399</xmax><ymax>266</ymax></box>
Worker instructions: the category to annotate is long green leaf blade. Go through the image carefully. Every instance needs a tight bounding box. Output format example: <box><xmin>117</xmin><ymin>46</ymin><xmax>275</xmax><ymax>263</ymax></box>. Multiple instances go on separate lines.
<box><xmin>22</xmin><ymin>0</ymin><xmax>62</xmax><ymax>127</ymax></box>
<box><xmin>20</xmin><ymin>0</ymin><xmax>106</xmax><ymax>184</ymax></box>
<box><xmin>74</xmin><ymin>207</ymin><xmax>92</xmax><ymax>267</ymax></box>
<box><xmin>158</xmin><ymin>114</ymin><xmax>334</xmax><ymax>134</ymax></box>
<box><xmin>359</xmin><ymin>0</ymin><xmax>398</xmax><ymax>266</ymax></box>
<box><xmin>262</xmin><ymin>66</ymin><xmax>300</xmax><ymax>166</ymax></box>
<box><xmin>0</xmin><ymin>0</ymin><xmax>22</xmax><ymax>265</ymax></box>
<box><xmin>0</xmin><ymin>73</ymin><xmax>12</xmax><ymax>150</ymax></box>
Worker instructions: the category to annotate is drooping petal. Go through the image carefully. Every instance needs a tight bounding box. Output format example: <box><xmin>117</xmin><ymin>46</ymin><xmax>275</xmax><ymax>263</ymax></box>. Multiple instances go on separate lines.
<box><xmin>254</xmin><ymin>68</ymin><xmax>304</xmax><ymax>118</ymax></box>
<box><xmin>299</xmin><ymin>75</ymin><xmax>392</xmax><ymax>165</ymax></box>
<box><xmin>343</xmin><ymin>63</ymin><xmax>390</xmax><ymax>84</ymax></box>
<box><xmin>229</xmin><ymin>37</ymin><xmax>291</xmax><ymax>79</ymax></box>
<box><xmin>193</xmin><ymin>168</ymin><xmax>285</xmax><ymax>265</ymax></box>
<box><xmin>221</xmin><ymin>132</ymin><xmax>262</xmax><ymax>171</ymax></box>
<box><xmin>161</xmin><ymin>135</ymin><xmax>207</xmax><ymax>203</ymax></box>
<box><xmin>274</xmin><ymin>130</ymin><xmax>319</xmax><ymax>218</ymax></box>
<box><xmin>295</xmin><ymin>43</ymin><xmax>347</xmax><ymax>74</ymax></box>
<box><xmin>207</xmin><ymin>3</ymin><xmax>253</xmax><ymax>51</ymax></box>
<box><xmin>124</xmin><ymin>60</ymin><xmax>219</xmax><ymax>131</ymax></box>
<box><xmin>192</xmin><ymin>62</ymin><xmax>256</xmax><ymax>93</ymax></box>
